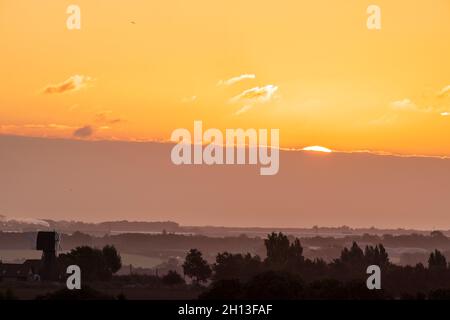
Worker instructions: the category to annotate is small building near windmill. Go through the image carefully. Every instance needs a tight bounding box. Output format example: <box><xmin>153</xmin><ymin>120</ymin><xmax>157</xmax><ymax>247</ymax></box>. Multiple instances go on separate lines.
<box><xmin>0</xmin><ymin>259</ymin><xmax>41</xmax><ymax>281</ymax></box>
<box><xmin>0</xmin><ymin>231</ymin><xmax>59</xmax><ymax>282</ymax></box>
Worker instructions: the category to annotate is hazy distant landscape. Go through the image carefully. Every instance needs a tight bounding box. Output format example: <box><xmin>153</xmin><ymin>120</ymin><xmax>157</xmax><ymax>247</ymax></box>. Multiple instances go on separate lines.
<box><xmin>2</xmin><ymin>217</ymin><xmax>450</xmax><ymax>269</ymax></box>
<box><xmin>3</xmin><ymin>219</ymin><xmax>450</xmax><ymax>300</ymax></box>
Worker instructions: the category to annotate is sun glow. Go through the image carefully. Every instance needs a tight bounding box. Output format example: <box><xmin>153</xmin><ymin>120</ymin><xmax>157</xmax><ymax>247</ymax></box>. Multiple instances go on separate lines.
<box><xmin>302</xmin><ymin>146</ymin><xmax>333</xmax><ymax>153</ymax></box>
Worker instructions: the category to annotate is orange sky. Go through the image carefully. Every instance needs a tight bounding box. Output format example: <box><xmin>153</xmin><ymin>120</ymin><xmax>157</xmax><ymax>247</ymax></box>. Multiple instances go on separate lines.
<box><xmin>1</xmin><ymin>0</ymin><xmax>450</xmax><ymax>156</ymax></box>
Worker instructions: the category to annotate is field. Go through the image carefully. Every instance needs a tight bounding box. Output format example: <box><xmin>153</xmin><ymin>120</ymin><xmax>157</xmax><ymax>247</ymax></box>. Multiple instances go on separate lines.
<box><xmin>0</xmin><ymin>250</ymin><xmax>163</xmax><ymax>269</ymax></box>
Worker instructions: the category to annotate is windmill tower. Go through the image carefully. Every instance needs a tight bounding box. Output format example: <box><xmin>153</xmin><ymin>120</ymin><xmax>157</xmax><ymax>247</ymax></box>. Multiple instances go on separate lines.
<box><xmin>36</xmin><ymin>231</ymin><xmax>60</xmax><ymax>281</ymax></box>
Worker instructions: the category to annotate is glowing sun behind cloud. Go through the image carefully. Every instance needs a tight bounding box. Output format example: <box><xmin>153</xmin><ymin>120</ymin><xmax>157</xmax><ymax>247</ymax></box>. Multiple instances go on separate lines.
<box><xmin>302</xmin><ymin>146</ymin><xmax>333</xmax><ymax>153</ymax></box>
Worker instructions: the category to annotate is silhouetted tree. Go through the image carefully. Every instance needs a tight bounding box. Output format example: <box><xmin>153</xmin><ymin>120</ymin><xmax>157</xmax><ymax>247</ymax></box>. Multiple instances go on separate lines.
<box><xmin>428</xmin><ymin>250</ymin><xmax>447</xmax><ymax>270</ymax></box>
<box><xmin>264</xmin><ymin>232</ymin><xmax>304</xmax><ymax>270</ymax></box>
<box><xmin>102</xmin><ymin>245</ymin><xmax>122</xmax><ymax>274</ymax></box>
<box><xmin>58</xmin><ymin>245</ymin><xmax>121</xmax><ymax>281</ymax></box>
<box><xmin>213</xmin><ymin>252</ymin><xmax>262</xmax><ymax>282</ymax></box>
<box><xmin>265</xmin><ymin>232</ymin><xmax>291</xmax><ymax>268</ymax></box>
<box><xmin>340</xmin><ymin>242</ymin><xmax>364</xmax><ymax>265</ymax></box>
<box><xmin>162</xmin><ymin>270</ymin><xmax>185</xmax><ymax>286</ymax></box>
<box><xmin>183</xmin><ymin>249</ymin><xmax>212</xmax><ymax>284</ymax></box>
<box><xmin>289</xmin><ymin>239</ymin><xmax>305</xmax><ymax>265</ymax></box>
<box><xmin>364</xmin><ymin>244</ymin><xmax>389</xmax><ymax>266</ymax></box>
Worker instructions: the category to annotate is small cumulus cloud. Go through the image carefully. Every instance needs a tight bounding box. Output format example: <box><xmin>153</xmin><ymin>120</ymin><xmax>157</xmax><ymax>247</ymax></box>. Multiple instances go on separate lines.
<box><xmin>441</xmin><ymin>112</ymin><xmax>450</xmax><ymax>117</ymax></box>
<box><xmin>218</xmin><ymin>74</ymin><xmax>256</xmax><ymax>86</ymax></box>
<box><xmin>43</xmin><ymin>75</ymin><xmax>91</xmax><ymax>94</ymax></box>
<box><xmin>73</xmin><ymin>125</ymin><xmax>94</xmax><ymax>138</ymax></box>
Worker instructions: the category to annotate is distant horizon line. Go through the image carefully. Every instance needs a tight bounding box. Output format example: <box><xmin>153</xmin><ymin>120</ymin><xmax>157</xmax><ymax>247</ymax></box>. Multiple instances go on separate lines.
<box><xmin>1</xmin><ymin>132</ymin><xmax>450</xmax><ymax>161</ymax></box>
<box><xmin>1</xmin><ymin>215</ymin><xmax>448</xmax><ymax>233</ymax></box>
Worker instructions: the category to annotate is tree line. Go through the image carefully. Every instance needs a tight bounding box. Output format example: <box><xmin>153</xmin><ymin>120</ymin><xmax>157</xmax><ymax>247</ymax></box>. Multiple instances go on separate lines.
<box><xmin>180</xmin><ymin>232</ymin><xmax>450</xmax><ymax>299</ymax></box>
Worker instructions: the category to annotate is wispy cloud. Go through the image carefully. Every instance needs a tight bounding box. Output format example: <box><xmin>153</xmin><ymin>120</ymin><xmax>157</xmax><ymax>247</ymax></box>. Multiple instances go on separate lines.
<box><xmin>391</xmin><ymin>98</ymin><xmax>416</xmax><ymax>110</ymax></box>
<box><xmin>181</xmin><ymin>95</ymin><xmax>197</xmax><ymax>103</ymax></box>
<box><xmin>218</xmin><ymin>74</ymin><xmax>256</xmax><ymax>86</ymax></box>
<box><xmin>23</xmin><ymin>123</ymin><xmax>74</xmax><ymax>130</ymax></box>
<box><xmin>390</xmin><ymin>97</ymin><xmax>446</xmax><ymax>115</ymax></box>
<box><xmin>441</xmin><ymin>112</ymin><xmax>450</xmax><ymax>117</ymax></box>
<box><xmin>230</xmin><ymin>85</ymin><xmax>278</xmax><ymax>104</ymax></box>
<box><xmin>369</xmin><ymin>113</ymin><xmax>399</xmax><ymax>126</ymax></box>
<box><xmin>94</xmin><ymin>111</ymin><xmax>124</xmax><ymax>125</ymax></box>
<box><xmin>73</xmin><ymin>125</ymin><xmax>94</xmax><ymax>138</ymax></box>
<box><xmin>234</xmin><ymin>105</ymin><xmax>253</xmax><ymax>116</ymax></box>
<box><xmin>0</xmin><ymin>123</ymin><xmax>76</xmax><ymax>131</ymax></box>
<box><xmin>438</xmin><ymin>85</ymin><xmax>450</xmax><ymax>98</ymax></box>
<box><xmin>230</xmin><ymin>84</ymin><xmax>279</xmax><ymax>115</ymax></box>
<box><xmin>43</xmin><ymin>75</ymin><xmax>91</xmax><ymax>94</ymax></box>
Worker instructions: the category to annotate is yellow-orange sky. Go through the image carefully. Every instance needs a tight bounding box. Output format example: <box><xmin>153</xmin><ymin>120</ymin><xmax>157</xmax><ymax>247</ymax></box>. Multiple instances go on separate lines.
<box><xmin>1</xmin><ymin>0</ymin><xmax>450</xmax><ymax>156</ymax></box>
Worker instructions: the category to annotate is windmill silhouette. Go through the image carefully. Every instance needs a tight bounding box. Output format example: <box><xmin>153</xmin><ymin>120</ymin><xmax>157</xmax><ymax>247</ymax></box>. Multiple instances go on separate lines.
<box><xmin>36</xmin><ymin>231</ymin><xmax>61</xmax><ymax>281</ymax></box>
